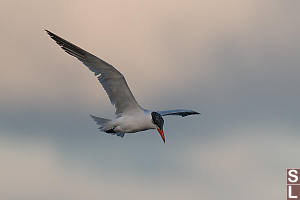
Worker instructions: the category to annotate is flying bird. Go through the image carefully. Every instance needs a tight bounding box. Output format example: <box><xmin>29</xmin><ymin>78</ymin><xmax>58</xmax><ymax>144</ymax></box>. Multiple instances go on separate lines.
<box><xmin>46</xmin><ymin>30</ymin><xmax>200</xmax><ymax>143</ymax></box>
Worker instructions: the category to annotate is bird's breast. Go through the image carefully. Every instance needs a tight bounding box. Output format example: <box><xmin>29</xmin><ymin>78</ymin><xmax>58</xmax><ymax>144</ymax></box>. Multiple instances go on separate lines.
<box><xmin>115</xmin><ymin>112</ymin><xmax>155</xmax><ymax>133</ymax></box>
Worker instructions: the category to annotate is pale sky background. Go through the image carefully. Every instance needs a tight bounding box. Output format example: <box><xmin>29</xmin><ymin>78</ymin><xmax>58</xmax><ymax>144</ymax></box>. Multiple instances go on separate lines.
<box><xmin>1</xmin><ymin>0</ymin><xmax>300</xmax><ymax>199</ymax></box>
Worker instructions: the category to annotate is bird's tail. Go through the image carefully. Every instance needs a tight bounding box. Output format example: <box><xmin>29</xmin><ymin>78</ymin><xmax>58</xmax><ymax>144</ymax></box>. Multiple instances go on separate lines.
<box><xmin>90</xmin><ymin>115</ymin><xmax>125</xmax><ymax>137</ymax></box>
<box><xmin>90</xmin><ymin>115</ymin><xmax>111</xmax><ymax>131</ymax></box>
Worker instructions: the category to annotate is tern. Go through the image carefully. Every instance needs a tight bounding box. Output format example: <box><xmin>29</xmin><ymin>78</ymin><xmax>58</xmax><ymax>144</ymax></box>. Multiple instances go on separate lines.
<box><xmin>46</xmin><ymin>30</ymin><xmax>200</xmax><ymax>143</ymax></box>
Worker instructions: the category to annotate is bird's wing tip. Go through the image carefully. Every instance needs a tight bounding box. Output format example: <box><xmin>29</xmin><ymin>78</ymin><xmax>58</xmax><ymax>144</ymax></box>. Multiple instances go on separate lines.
<box><xmin>45</xmin><ymin>29</ymin><xmax>56</xmax><ymax>38</ymax></box>
<box><xmin>89</xmin><ymin>114</ymin><xmax>96</xmax><ymax>119</ymax></box>
<box><xmin>181</xmin><ymin>111</ymin><xmax>201</xmax><ymax>117</ymax></box>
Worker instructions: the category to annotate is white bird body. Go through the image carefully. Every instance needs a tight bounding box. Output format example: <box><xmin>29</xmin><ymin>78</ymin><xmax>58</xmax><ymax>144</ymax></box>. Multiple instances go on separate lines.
<box><xmin>110</xmin><ymin>110</ymin><xmax>155</xmax><ymax>133</ymax></box>
<box><xmin>46</xmin><ymin>30</ymin><xmax>200</xmax><ymax>142</ymax></box>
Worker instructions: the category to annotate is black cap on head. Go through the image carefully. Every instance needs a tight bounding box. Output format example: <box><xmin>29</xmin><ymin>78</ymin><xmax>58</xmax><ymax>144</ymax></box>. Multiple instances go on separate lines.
<box><xmin>151</xmin><ymin>112</ymin><xmax>164</xmax><ymax>130</ymax></box>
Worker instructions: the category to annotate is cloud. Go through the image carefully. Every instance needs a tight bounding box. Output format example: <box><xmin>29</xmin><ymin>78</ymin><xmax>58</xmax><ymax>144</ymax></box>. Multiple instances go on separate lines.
<box><xmin>1</xmin><ymin>0</ymin><xmax>299</xmax><ymax>109</ymax></box>
<box><xmin>0</xmin><ymin>0</ymin><xmax>300</xmax><ymax>199</ymax></box>
<box><xmin>1</xmin><ymin>127</ymin><xmax>299</xmax><ymax>200</ymax></box>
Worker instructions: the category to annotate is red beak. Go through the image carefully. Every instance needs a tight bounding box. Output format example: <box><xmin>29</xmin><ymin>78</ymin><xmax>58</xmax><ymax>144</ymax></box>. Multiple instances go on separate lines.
<box><xmin>156</xmin><ymin>128</ymin><xmax>165</xmax><ymax>143</ymax></box>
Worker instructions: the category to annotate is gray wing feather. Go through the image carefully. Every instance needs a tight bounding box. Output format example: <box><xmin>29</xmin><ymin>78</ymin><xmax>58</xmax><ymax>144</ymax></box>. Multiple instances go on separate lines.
<box><xmin>157</xmin><ymin>109</ymin><xmax>200</xmax><ymax>117</ymax></box>
<box><xmin>46</xmin><ymin>30</ymin><xmax>141</xmax><ymax>115</ymax></box>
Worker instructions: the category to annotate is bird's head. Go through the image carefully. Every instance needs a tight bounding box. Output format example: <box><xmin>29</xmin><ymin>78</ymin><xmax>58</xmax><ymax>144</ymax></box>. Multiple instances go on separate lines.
<box><xmin>151</xmin><ymin>112</ymin><xmax>165</xmax><ymax>143</ymax></box>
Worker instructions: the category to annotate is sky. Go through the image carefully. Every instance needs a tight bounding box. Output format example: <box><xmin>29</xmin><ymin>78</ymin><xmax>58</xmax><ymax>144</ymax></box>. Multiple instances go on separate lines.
<box><xmin>0</xmin><ymin>0</ymin><xmax>300</xmax><ymax>199</ymax></box>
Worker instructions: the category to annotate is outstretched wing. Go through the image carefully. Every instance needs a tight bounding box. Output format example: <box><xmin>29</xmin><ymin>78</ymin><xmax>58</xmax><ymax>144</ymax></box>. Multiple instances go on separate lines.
<box><xmin>157</xmin><ymin>109</ymin><xmax>200</xmax><ymax>117</ymax></box>
<box><xmin>46</xmin><ymin>30</ymin><xmax>142</xmax><ymax>115</ymax></box>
